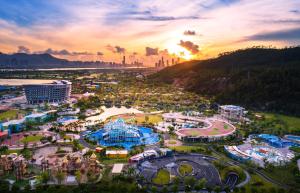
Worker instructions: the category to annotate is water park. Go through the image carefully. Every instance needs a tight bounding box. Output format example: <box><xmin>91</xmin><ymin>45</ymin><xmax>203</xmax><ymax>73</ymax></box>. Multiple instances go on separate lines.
<box><xmin>225</xmin><ymin>134</ymin><xmax>299</xmax><ymax>167</ymax></box>
<box><xmin>88</xmin><ymin>118</ymin><xmax>159</xmax><ymax>150</ymax></box>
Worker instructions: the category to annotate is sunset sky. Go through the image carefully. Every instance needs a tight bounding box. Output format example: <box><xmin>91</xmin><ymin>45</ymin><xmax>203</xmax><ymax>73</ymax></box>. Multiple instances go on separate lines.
<box><xmin>0</xmin><ymin>0</ymin><xmax>300</xmax><ymax>66</ymax></box>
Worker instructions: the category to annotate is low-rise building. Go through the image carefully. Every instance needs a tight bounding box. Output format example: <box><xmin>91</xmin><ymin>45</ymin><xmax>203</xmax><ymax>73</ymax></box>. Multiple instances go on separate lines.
<box><xmin>111</xmin><ymin>163</ymin><xmax>124</xmax><ymax>175</ymax></box>
<box><xmin>218</xmin><ymin>105</ymin><xmax>245</xmax><ymax>121</ymax></box>
<box><xmin>106</xmin><ymin>150</ymin><xmax>128</xmax><ymax>158</ymax></box>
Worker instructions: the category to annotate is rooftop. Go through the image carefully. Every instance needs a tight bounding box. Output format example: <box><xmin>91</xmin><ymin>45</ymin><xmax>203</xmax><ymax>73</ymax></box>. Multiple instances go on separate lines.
<box><xmin>111</xmin><ymin>163</ymin><xmax>124</xmax><ymax>174</ymax></box>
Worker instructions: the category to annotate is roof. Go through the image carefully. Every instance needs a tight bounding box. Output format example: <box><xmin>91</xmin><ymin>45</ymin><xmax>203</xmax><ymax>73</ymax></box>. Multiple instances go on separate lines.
<box><xmin>111</xmin><ymin>163</ymin><xmax>124</xmax><ymax>174</ymax></box>
<box><xmin>220</xmin><ymin>105</ymin><xmax>244</xmax><ymax>111</ymax></box>
<box><xmin>106</xmin><ymin>150</ymin><xmax>128</xmax><ymax>155</ymax></box>
<box><xmin>0</xmin><ymin>130</ymin><xmax>8</xmax><ymax>137</ymax></box>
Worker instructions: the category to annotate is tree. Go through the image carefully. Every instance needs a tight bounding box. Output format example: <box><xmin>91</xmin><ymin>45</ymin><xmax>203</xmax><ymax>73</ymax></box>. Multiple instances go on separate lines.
<box><xmin>145</xmin><ymin>115</ymin><xmax>149</xmax><ymax>123</ymax></box>
<box><xmin>173</xmin><ymin>176</ymin><xmax>181</xmax><ymax>185</ymax></box>
<box><xmin>151</xmin><ymin>186</ymin><xmax>158</xmax><ymax>193</ymax></box>
<box><xmin>75</xmin><ymin>170</ymin><xmax>81</xmax><ymax>184</ymax></box>
<box><xmin>171</xmin><ymin>184</ymin><xmax>178</xmax><ymax>193</ymax></box>
<box><xmin>184</xmin><ymin>176</ymin><xmax>196</xmax><ymax>191</ymax></box>
<box><xmin>55</xmin><ymin>170</ymin><xmax>66</xmax><ymax>185</ymax></box>
<box><xmin>161</xmin><ymin>186</ymin><xmax>168</xmax><ymax>193</ymax></box>
<box><xmin>0</xmin><ymin>146</ymin><xmax>8</xmax><ymax>155</ymax></box>
<box><xmin>37</xmin><ymin>171</ymin><xmax>50</xmax><ymax>185</ymax></box>
<box><xmin>214</xmin><ymin>185</ymin><xmax>221</xmax><ymax>193</ymax></box>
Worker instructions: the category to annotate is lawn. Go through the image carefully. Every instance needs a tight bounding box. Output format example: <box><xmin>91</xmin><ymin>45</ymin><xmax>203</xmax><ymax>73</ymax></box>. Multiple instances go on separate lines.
<box><xmin>21</xmin><ymin>135</ymin><xmax>43</xmax><ymax>143</ymax></box>
<box><xmin>261</xmin><ymin>113</ymin><xmax>300</xmax><ymax>133</ymax></box>
<box><xmin>243</xmin><ymin>174</ymin><xmax>279</xmax><ymax>193</ymax></box>
<box><xmin>109</xmin><ymin>114</ymin><xmax>163</xmax><ymax>125</ymax></box>
<box><xmin>179</xmin><ymin>164</ymin><xmax>193</xmax><ymax>176</ymax></box>
<box><xmin>219</xmin><ymin>165</ymin><xmax>246</xmax><ymax>184</ymax></box>
<box><xmin>168</xmin><ymin>140</ymin><xmax>177</xmax><ymax>144</ymax></box>
<box><xmin>152</xmin><ymin>169</ymin><xmax>170</xmax><ymax>185</ymax></box>
<box><xmin>135</xmin><ymin>114</ymin><xmax>163</xmax><ymax>124</ymax></box>
<box><xmin>0</xmin><ymin>109</ymin><xmax>25</xmax><ymax>121</ymax></box>
<box><xmin>169</xmin><ymin>145</ymin><xmax>206</xmax><ymax>153</ymax></box>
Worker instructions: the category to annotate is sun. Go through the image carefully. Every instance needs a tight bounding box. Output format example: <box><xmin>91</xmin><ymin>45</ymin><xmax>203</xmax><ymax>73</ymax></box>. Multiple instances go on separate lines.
<box><xmin>167</xmin><ymin>44</ymin><xmax>193</xmax><ymax>60</ymax></box>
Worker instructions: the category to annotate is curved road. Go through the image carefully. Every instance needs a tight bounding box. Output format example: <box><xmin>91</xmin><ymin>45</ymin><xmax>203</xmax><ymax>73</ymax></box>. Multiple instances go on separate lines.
<box><xmin>79</xmin><ymin>132</ymin><xmax>95</xmax><ymax>149</ymax></box>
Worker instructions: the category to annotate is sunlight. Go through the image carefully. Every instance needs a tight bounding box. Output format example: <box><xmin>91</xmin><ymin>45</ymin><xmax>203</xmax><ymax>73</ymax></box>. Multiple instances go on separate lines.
<box><xmin>166</xmin><ymin>44</ymin><xmax>193</xmax><ymax>60</ymax></box>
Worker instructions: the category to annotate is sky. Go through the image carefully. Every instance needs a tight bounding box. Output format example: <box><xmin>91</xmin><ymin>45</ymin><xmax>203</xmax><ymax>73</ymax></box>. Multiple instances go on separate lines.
<box><xmin>0</xmin><ymin>0</ymin><xmax>300</xmax><ymax>66</ymax></box>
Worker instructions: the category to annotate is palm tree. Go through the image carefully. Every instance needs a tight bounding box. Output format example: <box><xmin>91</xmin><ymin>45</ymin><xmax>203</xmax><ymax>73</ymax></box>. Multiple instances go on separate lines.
<box><xmin>37</xmin><ymin>171</ymin><xmax>50</xmax><ymax>185</ymax></box>
<box><xmin>75</xmin><ymin>170</ymin><xmax>81</xmax><ymax>184</ymax></box>
<box><xmin>55</xmin><ymin>170</ymin><xmax>66</xmax><ymax>185</ymax></box>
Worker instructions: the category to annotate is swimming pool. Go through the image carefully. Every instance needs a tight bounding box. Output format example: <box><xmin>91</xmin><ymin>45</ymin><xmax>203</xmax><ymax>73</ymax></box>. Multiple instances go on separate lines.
<box><xmin>58</xmin><ymin>116</ymin><xmax>78</xmax><ymax>125</ymax></box>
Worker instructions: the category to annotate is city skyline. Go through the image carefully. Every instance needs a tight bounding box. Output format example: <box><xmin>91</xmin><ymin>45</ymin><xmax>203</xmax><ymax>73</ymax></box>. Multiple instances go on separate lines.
<box><xmin>0</xmin><ymin>0</ymin><xmax>300</xmax><ymax>66</ymax></box>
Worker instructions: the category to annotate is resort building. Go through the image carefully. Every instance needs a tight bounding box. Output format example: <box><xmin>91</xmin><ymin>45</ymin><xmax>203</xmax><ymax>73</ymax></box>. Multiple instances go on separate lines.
<box><xmin>218</xmin><ymin>105</ymin><xmax>245</xmax><ymax>121</ymax></box>
<box><xmin>111</xmin><ymin>163</ymin><xmax>124</xmax><ymax>175</ymax></box>
<box><xmin>106</xmin><ymin>150</ymin><xmax>128</xmax><ymax>158</ymax></box>
<box><xmin>89</xmin><ymin>118</ymin><xmax>159</xmax><ymax>150</ymax></box>
<box><xmin>24</xmin><ymin>80</ymin><xmax>72</xmax><ymax>104</ymax></box>
<box><xmin>129</xmin><ymin>148</ymin><xmax>173</xmax><ymax>163</ymax></box>
<box><xmin>103</xmin><ymin>119</ymin><xmax>140</xmax><ymax>143</ymax></box>
<box><xmin>161</xmin><ymin>113</ymin><xmax>236</xmax><ymax>142</ymax></box>
<box><xmin>225</xmin><ymin>134</ymin><xmax>299</xmax><ymax>167</ymax></box>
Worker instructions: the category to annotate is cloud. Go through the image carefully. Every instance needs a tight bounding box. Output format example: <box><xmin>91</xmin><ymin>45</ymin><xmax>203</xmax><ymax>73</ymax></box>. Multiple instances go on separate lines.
<box><xmin>135</xmin><ymin>15</ymin><xmax>199</xmax><ymax>21</ymax></box>
<box><xmin>184</xmin><ymin>30</ymin><xmax>196</xmax><ymax>35</ymax></box>
<box><xmin>34</xmin><ymin>48</ymin><xmax>93</xmax><ymax>56</ymax></box>
<box><xmin>17</xmin><ymin>45</ymin><xmax>30</xmax><ymax>54</ymax></box>
<box><xmin>106</xmin><ymin>45</ymin><xmax>126</xmax><ymax>54</ymax></box>
<box><xmin>290</xmin><ymin>9</ymin><xmax>299</xmax><ymax>14</ymax></box>
<box><xmin>179</xmin><ymin>40</ymin><xmax>199</xmax><ymax>54</ymax></box>
<box><xmin>159</xmin><ymin>49</ymin><xmax>169</xmax><ymax>55</ymax></box>
<box><xmin>97</xmin><ymin>51</ymin><xmax>104</xmax><ymax>56</ymax></box>
<box><xmin>145</xmin><ymin>47</ymin><xmax>158</xmax><ymax>56</ymax></box>
<box><xmin>244</xmin><ymin>27</ymin><xmax>300</xmax><ymax>41</ymax></box>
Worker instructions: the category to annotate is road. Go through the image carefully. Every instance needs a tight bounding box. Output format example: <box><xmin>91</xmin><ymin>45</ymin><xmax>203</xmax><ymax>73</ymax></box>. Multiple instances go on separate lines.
<box><xmin>78</xmin><ymin>132</ymin><xmax>94</xmax><ymax>149</ymax></box>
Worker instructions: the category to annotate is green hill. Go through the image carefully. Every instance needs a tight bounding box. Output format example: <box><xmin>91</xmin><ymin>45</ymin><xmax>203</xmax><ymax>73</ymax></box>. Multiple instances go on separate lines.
<box><xmin>150</xmin><ymin>47</ymin><xmax>300</xmax><ymax>116</ymax></box>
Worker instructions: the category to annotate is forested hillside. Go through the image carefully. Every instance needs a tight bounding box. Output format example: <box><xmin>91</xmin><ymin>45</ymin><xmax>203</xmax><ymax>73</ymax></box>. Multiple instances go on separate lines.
<box><xmin>150</xmin><ymin>47</ymin><xmax>300</xmax><ymax>116</ymax></box>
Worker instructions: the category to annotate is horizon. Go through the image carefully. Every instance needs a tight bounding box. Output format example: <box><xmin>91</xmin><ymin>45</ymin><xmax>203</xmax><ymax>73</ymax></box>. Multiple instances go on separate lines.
<box><xmin>0</xmin><ymin>0</ymin><xmax>300</xmax><ymax>66</ymax></box>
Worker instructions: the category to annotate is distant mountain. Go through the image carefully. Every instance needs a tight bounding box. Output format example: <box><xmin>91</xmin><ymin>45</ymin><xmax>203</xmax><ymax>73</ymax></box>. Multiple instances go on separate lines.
<box><xmin>0</xmin><ymin>53</ymin><xmax>109</xmax><ymax>69</ymax></box>
<box><xmin>150</xmin><ymin>47</ymin><xmax>300</xmax><ymax>116</ymax></box>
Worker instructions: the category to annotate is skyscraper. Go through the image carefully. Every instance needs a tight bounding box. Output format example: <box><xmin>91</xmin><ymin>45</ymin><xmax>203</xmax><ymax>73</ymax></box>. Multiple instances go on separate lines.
<box><xmin>122</xmin><ymin>56</ymin><xmax>126</xmax><ymax>66</ymax></box>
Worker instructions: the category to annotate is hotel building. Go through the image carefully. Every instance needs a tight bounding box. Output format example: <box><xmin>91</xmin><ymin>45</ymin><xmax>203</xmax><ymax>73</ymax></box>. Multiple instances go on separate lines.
<box><xmin>24</xmin><ymin>80</ymin><xmax>71</xmax><ymax>104</ymax></box>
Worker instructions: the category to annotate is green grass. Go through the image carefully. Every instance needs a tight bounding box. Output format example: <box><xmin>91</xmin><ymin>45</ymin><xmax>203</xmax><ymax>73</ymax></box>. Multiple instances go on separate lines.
<box><xmin>100</xmin><ymin>158</ymin><xmax>129</xmax><ymax>165</ymax></box>
<box><xmin>169</xmin><ymin>145</ymin><xmax>206</xmax><ymax>153</ymax></box>
<box><xmin>152</xmin><ymin>169</ymin><xmax>170</xmax><ymax>185</ymax></box>
<box><xmin>179</xmin><ymin>164</ymin><xmax>193</xmax><ymax>176</ymax></box>
<box><xmin>243</xmin><ymin>174</ymin><xmax>279</xmax><ymax>193</ymax></box>
<box><xmin>20</xmin><ymin>135</ymin><xmax>43</xmax><ymax>143</ymax></box>
<box><xmin>135</xmin><ymin>114</ymin><xmax>163</xmax><ymax>124</ymax></box>
<box><xmin>187</xmin><ymin>130</ymin><xmax>200</xmax><ymax>136</ymax></box>
<box><xmin>0</xmin><ymin>109</ymin><xmax>25</xmax><ymax>121</ymax></box>
<box><xmin>209</xmin><ymin>130</ymin><xmax>220</xmax><ymax>135</ymax></box>
<box><xmin>261</xmin><ymin>113</ymin><xmax>300</xmax><ymax>132</ymax></box>
<box><xmin>224</xmin><ymin>124</ymin><xmax>229</xmax><ymax>130</ymax></box>
<box><xmin>168</xmin><ymin>140</ymin><xmax>177</xmax><ymax>144</ymax></box>
<box><xmin>109</xmin><ymin>114</ymin><xmax>163</xmax><ymax>124</ymax></box>
<box><xmin>220</xmin><ymin>165</ymin><xmax>246</xmax><ymax>184</ymax></box>
<box><xmin>289</xmin><ymin>146</ymin><xmax>300</xmax><ymax>153</ymax></box>
<box><xmin>262</xmin><ymin>163</ymin><xmax>300</xmax><ymax>188</ymax></box>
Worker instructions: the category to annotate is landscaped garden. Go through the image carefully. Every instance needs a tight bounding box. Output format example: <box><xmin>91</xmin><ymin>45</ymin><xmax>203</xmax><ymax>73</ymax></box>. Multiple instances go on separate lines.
<box><xmin>0</xmin><ymin>109</ymin><xmax>26</xmax><ymax>121</ymax></box>
<box><xmin>179</xmin><ymin>163</ymin><xmax>193</xmax><ymax>176</ymax></box>
<box><xmin>21</xmin><ymin>135</ymin><xmax>43</xmax><ymax>143</ymax></box>
<box><xmin>152</xmin><ymin>169</ymin><xmax>170</xmax><ymax>185</ymax></box>
<box><xmin>109</xmin><ymin>113</ymin><xmax>163</xmax><ymax>125</ymax></box>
